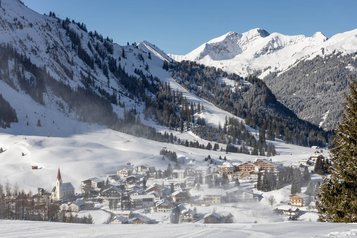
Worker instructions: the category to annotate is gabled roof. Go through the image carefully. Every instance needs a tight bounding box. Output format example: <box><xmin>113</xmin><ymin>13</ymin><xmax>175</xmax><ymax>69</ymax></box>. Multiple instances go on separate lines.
<box><xmin>101</xmin><ymin>186</ymin><xmax>123</xmax><ymax>194</ymax></box>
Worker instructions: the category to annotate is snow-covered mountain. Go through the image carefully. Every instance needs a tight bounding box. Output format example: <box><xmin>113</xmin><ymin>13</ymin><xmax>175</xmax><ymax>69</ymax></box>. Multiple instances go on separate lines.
<box><xmin>171</xmin><ymin>28</ymin><xmax>357</xmax><ymax>130</ymax></box>
<box><xmin>171</xmin><ymin>28</ymin><xmax>357</xmax><ymax>78</ymax></box>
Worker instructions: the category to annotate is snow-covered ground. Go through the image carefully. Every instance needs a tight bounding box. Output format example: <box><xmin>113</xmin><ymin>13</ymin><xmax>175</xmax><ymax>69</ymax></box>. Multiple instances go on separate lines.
<box><xmin>1</xmin><ymin>220</ymin><xmax>357</xmax><ymax>238</ymax></box>
<box><xmin>0</xmin><ymin>127</ymin><xmax>319</xmax><ymax>192</ymax></box>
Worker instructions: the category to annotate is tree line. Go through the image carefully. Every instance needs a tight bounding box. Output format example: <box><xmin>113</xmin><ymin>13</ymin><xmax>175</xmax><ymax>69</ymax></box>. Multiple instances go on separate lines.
<box><xmin>0</xmin><ymin>183</ymin><xmax>92</xmax><ymax>224</ymax></box>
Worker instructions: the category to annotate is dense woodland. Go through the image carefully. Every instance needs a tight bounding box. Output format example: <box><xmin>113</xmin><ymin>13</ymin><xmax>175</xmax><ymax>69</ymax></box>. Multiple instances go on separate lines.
<box><xmin>265</xmin><ymin>53</ymin><xmax>357</xmax><ymax>131</ymax></box>
<box><xmin>0</xmin><ymin>94</ymin><xmax>17</xmax><ymax>128</ymax></box>
<box><xmin>169</xmin><ymin>61</ymin><xmax>330</xmax><ymax>147</ymax></box>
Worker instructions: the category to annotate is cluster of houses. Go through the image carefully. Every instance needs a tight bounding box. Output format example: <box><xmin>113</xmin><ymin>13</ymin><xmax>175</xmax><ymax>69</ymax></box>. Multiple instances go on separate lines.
<box><xmin>33</xmin><ymin>153</ymin><xmax>325</xmax><ymax>224</ymax></box>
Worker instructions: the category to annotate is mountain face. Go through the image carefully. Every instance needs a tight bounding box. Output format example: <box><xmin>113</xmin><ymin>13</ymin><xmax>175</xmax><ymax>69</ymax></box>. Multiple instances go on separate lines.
<box><xmin>0</xmin><ymin>0</ymin><xmax>328</xmax><ymax>148</ymax></box>
<box><xmin>265</xmin><ymin>53</ymin><xmax>357</xmax><ymax>130</ymax></box>
<box><xmin>171</xmin><ymin>28</ymin><xmax>357</xmax><ymax>130</ymax></box>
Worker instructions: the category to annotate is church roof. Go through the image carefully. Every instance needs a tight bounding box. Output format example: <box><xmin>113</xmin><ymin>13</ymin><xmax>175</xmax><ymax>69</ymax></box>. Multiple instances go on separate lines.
<box><xmin>62</xmin><ymin>182</ymin><xmax>74</xmax><ymax>192</ymax></box>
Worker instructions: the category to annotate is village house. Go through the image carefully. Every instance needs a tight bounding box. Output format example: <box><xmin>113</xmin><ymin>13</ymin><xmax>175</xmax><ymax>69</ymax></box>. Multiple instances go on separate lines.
<box><xmin>204</xmin><ymin>211</ymin><xmax>234</xmax><ymax>224</ymax></box>
<box><xmin>135</xmin><ymin>165</ymin><xmax>148</xmax><ymax>174</ymax></box>
<box><xmin>59</xmin><ymin>202</ymin><xmax>80</xmax><ymax>213</ymax></box>
<box><xmin>218</xmin><ymin>162</ymin><xmax>234</xmax><ymax>175</ymax></box>
<box><xmin>155</xmin><ymin>200</ymin><xmax>173</xmax><ymax>213</ymax></box>
<box><xmin>172</xmin><ymin>169</ymin><xmax>185</xmax><ymax>179</ymax></box>
<box><xmin>289</xmin><ymin>194</ymin><xmax>304</xmax><ymax>207</ymax></box>
<box><xmin>237</xmin><ymin>162</ymin><xmax>258</xmax><ymax>174</ymax></box>
<box><xmin>81</xmin><ymin>177</ymin><xmax>105</xmax><ymax>192</ymax></box>
<box><xmin>176</xmin><ymin>204</ymin><xmax>195</xmax><ymax>223</ymax></box>
<box><xmin>194</xmin><ymin>167</ymin><xmax>208</xmax><ymax>184</ymax></box>
<box><xmin>117</xmin><ymin>165</ymin><xmax>133</xmax><ymax>178</ymax></box>
<box><xmin>146</xmin><ymin>167</ymin><xmax>157</xmax><ymax>178</ymax></box>
<box><xmin>171</xmin><ymin>190</ymin><xmax>190</xmax><ymax>203</ymax></box>
<box><xmin>254</xmin><ymin>159</ymin><xmax>276</xmax><ymax>171</ymax></box>
<box><xmin>203</xmin><ymin>192</ymin><xmax>222</xmax><ymax>206</ymax></box>
<box><xmin>33</xmin><ymin>188</ymin><xmax>51</xmax><ymax>206</ymax></box>
<box><xmin>111</xmin><ymin>215</ymin><xmax>129</xmax><ymax>224</ymax></box>
<box><xmin>129</xmin><ymin>214</ymin><xmax>157</xmax><ymax>224</ymax></box>
<box><xmin>130</xmin><ymin>194</ymin><xmax>156</xmax><ymax>209</ymax></box>
<box><xmin>100</xmin><ymin>186</ymin><xmax>123</xmax><ymax>199</ymax></box>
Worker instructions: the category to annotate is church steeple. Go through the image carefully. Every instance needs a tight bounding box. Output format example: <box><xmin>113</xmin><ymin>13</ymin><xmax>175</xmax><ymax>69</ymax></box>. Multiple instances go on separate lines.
<box><xmin>55</xmin><ymin>167</ymin><xmax>63</xmax><ymax>201</ymax></box>
<box><xmin>57</xmin><ymin>167</ymin><xmax>62</xmax><ymax>181</ymax></box>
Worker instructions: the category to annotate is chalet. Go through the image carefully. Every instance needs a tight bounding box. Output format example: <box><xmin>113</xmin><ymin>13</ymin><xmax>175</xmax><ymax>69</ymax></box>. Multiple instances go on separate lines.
<box><xmin>155</xmin><ymin>200</ymin><xmax>173</xmax><ymax>213</ymax></box>
<box><xmin>81</xmin><ymin>177</ymin><xmax>105</xmax><ymax>192</ymax></box>
<box><xmin>227</xmin><ymin>187</ymin><xmax>257</xmax><ymax>202</ymax></box>
<box><xmin>135</xmin><ymin>165</ymin><xmax>148</xmax><ymax>174</ymax></box>
<box><xmin>100</xmin><ymin>186</ymin><xmax>123</xmax><ymax>199</ymax></box>
<box><xmin>180</xmin><ymin>209</ymin><xmax>195</xmax><ymax>223</ymax></box>
<box><xmin>32</xmin><ymin>188</ymin><xmax>51</xmax><ymax>207</ymax></box>
<box><xmin>174</xmin><ymin>182</ymin><xmax>185</xmax><ymax>191</ymax></box>
<box><xmin>121</xmin><ymin>193</ymin><xmax>131</xmax><ymax>210</ymax></box>
<box><xmin>171</xmin><ymin>191</ymin><xmax>190</xmax><ymax>203</ymax></box>
<box><xmin>131</xmin><ymin>194</ymin><xmax>155</xmax><ymax>209</ymax></box>
<box><xmin>237</xmin><ymin>162</ymin><xmax>257</xmax><ymax>173</ymax></box>
<box><xmin>146</xmin><ymin>167</ymin><xmax>157</xmax><ymax>178</ymax></box>
<box><xmin>145</xmin><ymin>183</ymin><xmax>163</xmax><ymax>194</ymax></box>
<box><xmin>254</xmin><ymin>159</ymin><xmax>275</xmax><ymax>171</ymax></box>
<box><xmin>125</xmin><ymin>175</ymin><xmax>138</xmax><ymax>185</ymax></box>
<box><xmin>60</xmin><ymin>202</ymin><xmax>80</xmax><ymax>213</ymax></box>
<box><xmin>204</xmin><ymin>211</ymin><xmax>234</xmax><ymax>223</ymax></box>
<box><xmin>176</xmin><ymin>204</ymin><xmax>195</xmax><ymax>223</ymax></box>
<box><xmin>203</xmin><ymin>193</ymin><xmax>222</xmax><ymax>206</ymax></box>
<box><xmin>218</xmin><ymin>162</ymin><xmax>234</xmax><ymax>175</ymax></box>
<box><xmin>172</xmin><ymin>169</ymin><xmax>185</xmax><ymax>179</ymax></box>
<box><xmin>117</xmin><ymin>166</ymin><xmax>133</xmax><ymax>178</ymax></box>
<box><xmin>111</xmin><ymin>215</ymin><xmax>129</xmax><ymax>224</ymax></box>
<box><xmin>130</xmin><ymin>217</ymin><xmax>145</xmax><ymax>224</ymax></box>
<box><xmin>308</xmin><ymin>154</ymin><xmax>325</xmax><ymax>163</ymax></box>
<box><xmin>106</xmin><ymin>175</ymin><xmax>121</xmax><ymax>184</ymax></box>
<box><xmin>194</xmin><ymin>167</ymin><xmax>208</xmax><ymax>184</ymax></box>
<box><xmin>289</xmin><ymin>194</ymin><xmax>304</xmax><ymax>207</ymax></box>
<box><xmin>129</xmin><ymin>214</ymin><xmax>157</xmax><ymax>224</ymax></box>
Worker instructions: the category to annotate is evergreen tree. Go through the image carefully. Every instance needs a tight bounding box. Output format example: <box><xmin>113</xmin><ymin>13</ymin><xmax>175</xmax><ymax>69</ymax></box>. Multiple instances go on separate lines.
<box><xmin>291</xmin><ymin>168</ymin><xmax>302</xmax><ymax>194</ymax></box>
<box><xmin>256</xmin><ymin>170</ymin><xmax>263</xmax><ymax>190</ymax></box>
<box><xmin>317</xmin><ymin>80</ymin><xmax>357</xmax><ymax>222</ymax></box>
<box><xmin>302</xmin><ymin>166</ymin><xmax>311</xmax><ymax>186</ymax></box>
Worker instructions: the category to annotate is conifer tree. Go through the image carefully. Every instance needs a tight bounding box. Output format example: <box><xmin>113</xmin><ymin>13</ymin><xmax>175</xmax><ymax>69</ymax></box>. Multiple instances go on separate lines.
<box><xmin>317</xmin><ymin>80</ymin><xmax>357</xmax><ymax>222</ymax></box>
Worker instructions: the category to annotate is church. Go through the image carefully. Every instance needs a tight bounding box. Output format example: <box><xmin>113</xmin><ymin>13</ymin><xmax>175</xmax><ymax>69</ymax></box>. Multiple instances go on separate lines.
<box><xmin>51</xmin><ymin>168</ymin><xmax>75</xmax><ymax>202</ymax></box>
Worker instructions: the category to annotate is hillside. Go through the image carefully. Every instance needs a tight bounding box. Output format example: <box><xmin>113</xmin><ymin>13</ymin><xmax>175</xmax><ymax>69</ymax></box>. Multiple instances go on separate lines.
<box><xmin>0</xmin><ymin>0</ymin><xmax>329</xmax><ymax>151</ymax></box>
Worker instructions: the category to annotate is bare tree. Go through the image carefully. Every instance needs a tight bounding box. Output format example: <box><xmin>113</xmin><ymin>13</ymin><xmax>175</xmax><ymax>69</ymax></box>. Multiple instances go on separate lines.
<box><xmin>268</xmin><ymin>195</ymin><xmax>276</xmax><ymax>207</ymax></box>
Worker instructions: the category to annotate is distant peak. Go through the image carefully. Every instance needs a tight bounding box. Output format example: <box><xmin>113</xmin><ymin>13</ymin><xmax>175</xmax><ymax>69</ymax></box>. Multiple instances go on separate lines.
<box><xmin>312</xmin><ymin>31</ymin><xmax>328</xmax><ymax>41</ymax></box>
<box><xmin>243</xmin><ymin>28</ymin><xmax>270</xmax><ymax>40</ymax></box>
<box><xmin>209</xmin><ymin>28</ymin><xmax>270</xmax><ymax>44</ymax></box>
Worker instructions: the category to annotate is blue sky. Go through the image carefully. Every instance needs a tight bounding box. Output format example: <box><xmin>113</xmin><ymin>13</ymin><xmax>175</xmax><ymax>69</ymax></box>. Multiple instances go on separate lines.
<box><xmin>23</xmin><ymin>0</ymin><xmax>357</xmax><ymax>54</ymax></box>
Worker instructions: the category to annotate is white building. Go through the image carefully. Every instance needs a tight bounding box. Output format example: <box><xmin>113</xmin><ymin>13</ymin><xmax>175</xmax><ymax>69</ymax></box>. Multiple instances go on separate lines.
<box><xmin>51</xmin><ymin>168</ymin><xmax>75</xmax><ymax>202</ymax></box>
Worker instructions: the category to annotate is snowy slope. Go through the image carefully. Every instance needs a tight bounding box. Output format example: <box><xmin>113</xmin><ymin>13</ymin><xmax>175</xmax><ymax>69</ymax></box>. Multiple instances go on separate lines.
<box><xmin>0</xmin><ymin>0</ymin><xmax>325</xmax><ymax>196</ymax></box>
<box><xmin>1</xmin><ymin>220</ymin><xmax>357</xmax><ymax>238</ymax></box>
<box><xmin>0</xmin><ymin>127</ymin><xmax>317</xmax><ymax>192</ymax></box>
<box><xmin>171</xmin><ymin>28</ymin><xmax>357</xmax><ymax>78</ymax></box>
